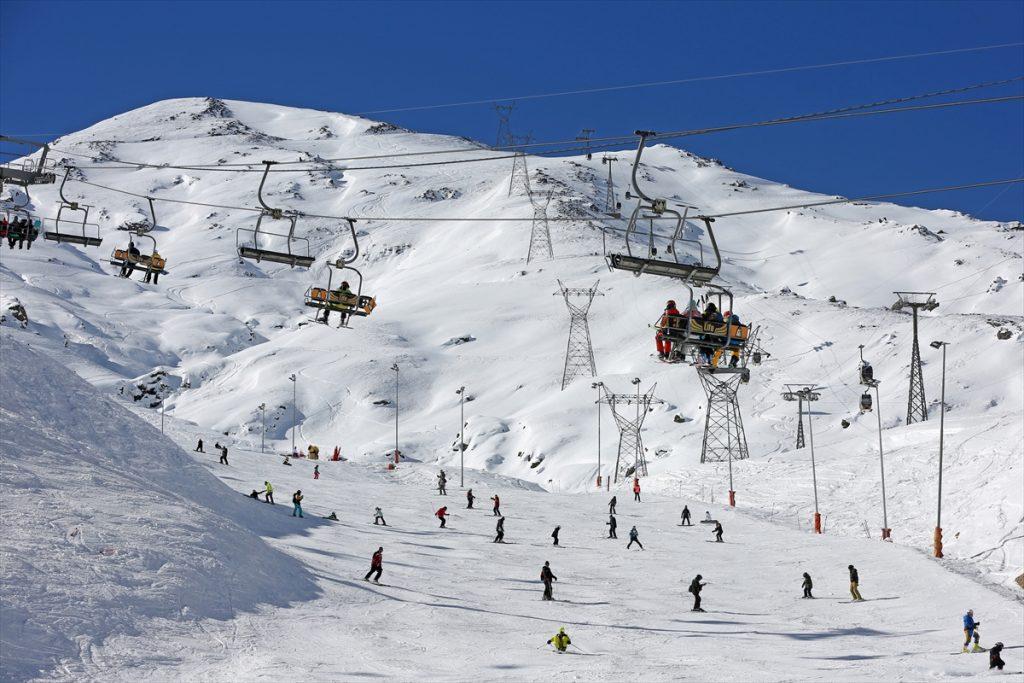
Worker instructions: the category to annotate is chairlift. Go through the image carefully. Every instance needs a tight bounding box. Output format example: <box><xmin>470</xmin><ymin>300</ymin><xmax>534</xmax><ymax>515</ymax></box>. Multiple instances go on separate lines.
<box><xmin>303</xmin><ymin>218</ymin><xmax>376</xmax><ymax>327</ymax></box>
<box><xmin>237</xmin><ymin>161</ymin><xmax>314</xmax><ymax>268</ymax></box>
<box><xmin>859</xmin><ymin>361</ymin><xmax>874</xmax><ymax>385</ymax></box>
<box><xmin>44</xmin><ymin>168</ymin><xmax>102</xmax><ymax>247</ymax></box>
<box><xmin>1</xmin><ymin>188</ymin><xmax>40</xmax><ymax>249</ymax></box>
<box><xmin>655</xmin><ymin>282</ymin><xmax>751</xmax><ymax>370</ymax></box>
<box><xmin>605</xmin><ymin>130</ymin><xmax>722</xmax><ymax>284</ymax></box>
<box><xmin>109</xmin><ymin>198</ymin><xmax>167</xmax><ymax>283</ymax></box>
<box><xmin>0</xmin><ymin>135</ymin><xmax>57</xmax><ymax>187</ymax></box>
<box><xmin>860</xmin><ymin>392</ymin><xmax>873</xmax><ymax>412</ymax></box>
<box><xmin>752</xmin><ymin>351</ymin><xmax>763</xmax><ymax>365</ymax></box>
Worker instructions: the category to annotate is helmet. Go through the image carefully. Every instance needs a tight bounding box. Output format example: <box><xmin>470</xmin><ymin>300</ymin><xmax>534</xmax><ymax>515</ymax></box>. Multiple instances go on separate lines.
<box><xmin>696</xmin><ymin>574</ymin><xmax>702</xmax><ymax>580</ymax></box>
<box><xmin>559</xmin><ymin>627</ymin><xmax>565</xmax><ymax>634</ymax></box>
<box><xmin>667</xmin><ymin>300</ymin><xmax>676</xmax><ymax>308</ymax></box>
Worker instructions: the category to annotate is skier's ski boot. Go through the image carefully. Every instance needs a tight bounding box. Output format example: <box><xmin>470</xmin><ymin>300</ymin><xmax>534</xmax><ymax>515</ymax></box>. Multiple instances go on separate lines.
<box><xmin>962</xmin><ymin>646</ymin><xmax>969</xmax><ymax>654</ymax></box>
<box><xmin>972</xmin><ymin>644</ymin><xmax>985</xmax><ymax>653</ymax></box>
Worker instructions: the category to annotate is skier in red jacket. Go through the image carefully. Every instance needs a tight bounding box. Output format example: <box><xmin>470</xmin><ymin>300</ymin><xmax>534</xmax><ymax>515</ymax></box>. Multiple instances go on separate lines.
<box><xmin>364</xmin><ymin>547</ymin><xmax>383</xmax><ymax>583</ymax></box>
<box><xmin>656</xmin><ymin>300</ymin><xmax>681</xmax><ymax>359</ymax></box>
<box><xmin>436</xmin><ymin>506</ymin><xmax>449</xmax><ymax>528</ymax></box>
<box><xmin>491</xmin><ymin>495</ymin><xmax>501</xmax><ymax>516</ymax></box>
<box><xmin>633</xmin><ymin>478</ymin><xmax>642</xmax><ymax>502</ymax></box>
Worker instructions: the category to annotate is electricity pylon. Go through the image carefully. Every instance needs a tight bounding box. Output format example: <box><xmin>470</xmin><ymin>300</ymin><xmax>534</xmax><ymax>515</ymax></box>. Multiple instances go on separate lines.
<box><xmin>555</xmin><ymin>280</ymin><xmax>602</xmax><ymax>389</ymax></box>
<box><xmin>892</xmin><ymin>291</ymin><xmax>938</xmax><ymax>424</ymax></box>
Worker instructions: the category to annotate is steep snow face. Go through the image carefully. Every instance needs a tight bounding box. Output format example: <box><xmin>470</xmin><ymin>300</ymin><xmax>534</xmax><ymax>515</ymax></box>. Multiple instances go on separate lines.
<box><xmin>1</xmin><ymin>97</ymin><xmax>1021</xmax><ymax>586</ymax></box>
<box><xmin>0</xmin><ymin>334</ymin><xmax>319</xmax><ymax>681</ymax></box>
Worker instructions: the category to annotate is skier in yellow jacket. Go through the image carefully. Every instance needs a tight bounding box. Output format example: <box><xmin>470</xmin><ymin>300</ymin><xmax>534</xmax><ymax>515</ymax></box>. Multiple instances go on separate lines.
<box><xmin>547</xmin><ymin>627</ymin><xmax>571</xmax><ymax>653</ymax></box>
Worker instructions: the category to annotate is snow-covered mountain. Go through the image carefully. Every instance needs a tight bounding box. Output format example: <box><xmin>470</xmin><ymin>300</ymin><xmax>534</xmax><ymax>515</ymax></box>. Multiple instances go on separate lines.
<box><xmin>2</xmin><ymin>96</ymin><xmax>1022</xmax><ymax>591</ymax></box>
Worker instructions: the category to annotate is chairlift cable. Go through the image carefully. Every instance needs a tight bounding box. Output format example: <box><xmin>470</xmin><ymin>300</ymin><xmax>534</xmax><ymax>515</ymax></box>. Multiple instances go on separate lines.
<box><xmin>34</xmin><ymin>76</ymin><xmax>1024</xmax><ymax>172</ymax></box>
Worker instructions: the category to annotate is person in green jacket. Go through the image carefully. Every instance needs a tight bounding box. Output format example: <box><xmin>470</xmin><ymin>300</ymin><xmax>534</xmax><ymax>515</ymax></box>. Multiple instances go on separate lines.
<box><xmin>263</xmin><ymin>481</ymin><xmax>274</xmax><ymax>504</ymax></box>
<box><xmin>548</xmin><ymin>627</ymin><xmax>571</xmax><ymax>653</ymax></box>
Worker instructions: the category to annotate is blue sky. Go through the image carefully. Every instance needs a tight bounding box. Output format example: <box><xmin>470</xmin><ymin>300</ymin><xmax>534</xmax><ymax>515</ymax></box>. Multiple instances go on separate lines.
<box><xmin>2</xmin><ymin>0</ymin><xmax>1022</xmax><ymax>220</ymax></box>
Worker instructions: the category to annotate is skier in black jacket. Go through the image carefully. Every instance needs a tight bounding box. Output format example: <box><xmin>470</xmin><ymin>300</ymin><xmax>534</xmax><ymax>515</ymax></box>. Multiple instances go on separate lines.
<box><xmin>802</xmin><ymin>572</ymin><xmax>814</xmax><ymax>599</ymax></box>
<box><xmin>608</xmin><ymin>496</ymin><xmax>617</xmax><ymax>515</ymax></box>
<box><xmin>607</xmin><ymin>514</ymin><xmax>617</xmax><ymax>539</ymax></box>
<box><xmin>681</xmin><ymin>506</ymin><xmax>691</xmax><ymax>526</ymax></box>
<box><xmin>689</xmin><ymin>574</ymin><xmax>706</xmax><ymax>612</ymax></box>
<box><xmin>552</xmin><ymin>525</ymin><xmax>561</xmax><ymax>546</ymax></box>
<box><xmin>540</xmin><ymin>561</ymin><xmax>557</xmax><ymax>601</ymax></box>
<box><xmin>713</xmin><ymin>521</ymin><xmax>724</xmax><ymax>543</ymax></box>
<box><xmin>494</xmin><ymin>516</ymin><xmax>505</xmax><ymax>543</ymax></box>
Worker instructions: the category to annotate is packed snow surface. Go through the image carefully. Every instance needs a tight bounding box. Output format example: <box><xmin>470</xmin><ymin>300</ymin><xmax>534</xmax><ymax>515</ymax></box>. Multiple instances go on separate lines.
<box><xmin>0</xmin><ymin>97</ymin><xmax>1021</xmax><ymax>679</ymax></box>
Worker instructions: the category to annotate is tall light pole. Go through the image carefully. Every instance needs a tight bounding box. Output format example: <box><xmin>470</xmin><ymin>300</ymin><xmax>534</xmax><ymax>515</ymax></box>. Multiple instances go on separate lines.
<box><xmin>799</xmin><ymin>386</ymin><xmax>823</xmax><ymax>532</ymax></box>
<box><xmin>631</xmin><ymin>377</ymin><xmax>641</xmax><ymax>483</ymax></box>
<box><xmin>391</xmin><ymin>363</ymin><xmax>400</xmax><ymax>463</ymax></box>
<box><xmin>591</xmin><ymin>381</ymin><xmax>603</xmax><ymax>488</ymax></box>
<box><xmin>288</xmin><ymin>374</ymin><xmax>297</xmax><ymax>455</ymax></box>
<box><xmin>930</xmin><ymin>340</ymin><xmax>949</xmax><ymax>558</ymax></box>
<box><xmin>159</xmin><ymin>382</ymin><xmax>168</xmax><ymax>434</ymax></box>
<box><xmin>258</xmin><ymin>402</ymin><xmax>266</xmax><ymax>454</ymax></box>
<box><xmin>456</xmin><ymin>386</ymin><xmax>466</xmax><ymax>487</ymax></box>
<box><xmin>858</xmin><ymin>345</ymin><xmax>891</xmax><ymax>541</ymax></box>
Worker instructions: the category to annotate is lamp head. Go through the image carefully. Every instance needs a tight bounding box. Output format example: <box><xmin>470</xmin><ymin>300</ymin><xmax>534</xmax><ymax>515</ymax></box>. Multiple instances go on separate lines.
<box><xmin>929</xmin><ymin>341</ymin><xmax>946</xmax><ymax>349</ymax></box>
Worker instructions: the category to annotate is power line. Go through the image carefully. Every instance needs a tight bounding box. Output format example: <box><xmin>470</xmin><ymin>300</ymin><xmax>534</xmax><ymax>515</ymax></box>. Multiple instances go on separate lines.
<box><xmin>51</xmin><ymin>92</ymin><xmax>1024</xmax><ymax>176</ymax></box>
<box><xmin>67</xmin><ymin>175</ymin><xmax>1024</xmax><ymax>223</ymax></box>
<box><xmin>353</xmin><ymin>42</ymin><xmax>1024</xmax><ymax>114</ymax></box>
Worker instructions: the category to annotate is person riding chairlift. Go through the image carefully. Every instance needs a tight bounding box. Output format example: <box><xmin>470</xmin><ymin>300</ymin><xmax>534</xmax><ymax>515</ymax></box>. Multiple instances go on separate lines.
<box><xmin>698</xmin><ymin>303</ymin><xmax>724</xmax><ymax>365</ymax></box>
<box><xmin>323</xmin><ymin>280</ymin><xmax>354</xmax><ymax>325</ymax></box>
<box><xmin>656</xmin><ymin>299</ymin><xmax>681</xmax><ymax>360</ymax></box>
<box><xmin>712</xmin><ymin>310</ymin><xmax>743</xmax><ymax>368</ymax></box>
<box><xmin>120</xmin><ymin>241</ymin><xmax>142</xmax><ymax>278</ymax></box>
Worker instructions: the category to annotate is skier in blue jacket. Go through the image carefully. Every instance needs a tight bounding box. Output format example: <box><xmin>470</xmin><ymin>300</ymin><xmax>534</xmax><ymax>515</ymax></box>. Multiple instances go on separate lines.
<box><xmin>963</xmin><ymin>609</ymin><xmax>983</xmax><ymax>653</ymax></box>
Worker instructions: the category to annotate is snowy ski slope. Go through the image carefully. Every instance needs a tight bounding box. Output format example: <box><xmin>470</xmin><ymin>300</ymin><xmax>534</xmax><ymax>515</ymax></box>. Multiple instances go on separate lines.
<box><xmin>1</xmin><ymin>330</ymin><xmax>1021</xmax><ymax>679</ymax></box>
<box><xmin>0</xmin><ymin>97</ymin><xmax>1021</xmax><ymax>677</ymax></box>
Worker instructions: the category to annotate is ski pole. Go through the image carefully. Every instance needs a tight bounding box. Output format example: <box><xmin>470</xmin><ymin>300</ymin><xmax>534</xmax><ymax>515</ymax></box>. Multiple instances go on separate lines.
<box><xmin>570</xmin><ymin>644</ymin><xmax>588</xmax><ymax>654</ymax></box>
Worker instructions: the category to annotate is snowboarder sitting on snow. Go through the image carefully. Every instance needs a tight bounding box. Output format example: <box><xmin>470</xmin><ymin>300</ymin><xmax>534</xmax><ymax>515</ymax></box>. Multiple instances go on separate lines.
<box><xmin>374</xmin><ymin>507</ymin><xmax>387</xmax><ymax>526</ymax></box>
<box><xmin>713</xmin><ymin>521</ymin><xmax>724</xmax><ymax>543</ymax></box>
<box><xmin>263</xmin><ymin>481</ymin><xmax>274</xmax><ymax>504</ymax></box>
<box><xmin>848</xmin><ymin>565</ymin><xmax>864</xmax><ymax>601</ymax></box>
<box><xmin>292</xmin><ymin>490</ymin><xmax>304</xmax><ymax>518</ymax></box>
<box><xmin>364</xmin><ymin>546</ymin><xmax>383</xmax><ymax>583</ymax></box>
<box><xmin>540</xmin><ymin>561</ymin><xmax>557</xmax><ymax>601</ymax></box>
<box><xmin>627</xmin><ymin>525</ymin><xmax>644</xmax><ymax>550</ymax></box>
<box><xmin>963</xmin><ymin>609</ymin><xmax>983</xmax><ymax>653</ymax></box>
<box><xmin>552</xmin><ymin>525</ymin><xmax>561</xmax><ymax>546</ymax></box>
<box><xmin>989</xmin><ymin>641</ymin><xmax>1004</xmax><ymax>669</ymax></box>
<box><xmin>681</xmin><ymin>506</ymin><xmax>692</xmax><ymax>525</ymax></box>
<box><xmin>689</xmin><ymin>574</ymin><xmax>706</xmax><ymax>612</ymax></box>
<box><xmin>607</xmin><ymin>514</ymin><xmax>617</xmax><ymax>539</ymax></box>
<box><xmin>467</xmin><ymin>488</ymin><xmax>474</xmax><ymax>509</ymax></box>
<box><xmin>436</xmin><ymin>506</ymin><xmax>449</xmax><ymax>528</ymax></box>
<box><xmin>325</xmin><ymin>511</ymin><xmax>338</xmax><ymax>521</ymax></box>
<box><xmin>248</xmin><ymin>489</ymin><xmax>260</xmax><ymax>499</ymax></box>
<box><xmin>704</xmin><ymin>511</ymin><xmax>713</xmax><ymax>523</ymax></box>
<box><xmin>802</xmin><ymin>572</ymin><xmax>814</xmax><ymax>599</ymax></box>
<box><xmin>283</xmin><ymin>456</ymin><xmax>292</xmax><ymax>466</ymax></box>
<box><xmin>547</xmin><ymin>627</ymin><xmax>571</xmax><ymax>652</ymax></box>
<box><xmin>494</xmin><ymin>516</ymin><xmax>505</xmax><ymax>543</ymax></box>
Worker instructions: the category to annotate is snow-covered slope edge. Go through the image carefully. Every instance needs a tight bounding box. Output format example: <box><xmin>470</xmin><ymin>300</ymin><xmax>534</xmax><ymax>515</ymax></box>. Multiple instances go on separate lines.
<box><xmin>0</xmin><ymin>334</ymin><xmax>320</xmax><ymax>681</ymax></box>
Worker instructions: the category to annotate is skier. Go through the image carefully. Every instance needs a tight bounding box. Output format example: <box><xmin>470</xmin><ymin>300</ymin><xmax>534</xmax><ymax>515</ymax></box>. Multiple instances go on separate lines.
<box><xmin>313</xmin><ymin>464</ymin><xmax>319</xmax><ymax>480</ymax></box>
<box><xmin>195</xmin><ymin>438</ymin><xmax>204</xmax><ymax>453</ymax></box>
<box><xmin>688</xmin><ymin>574</ymin><xmax>707</xmax><ymax>612</ymax></box>
<box><xmin>547</xmin><ymin>627</ymin><xmax>571</xmax><ymax>653</ymax></box>
<box><xmin>681</xmin><ymin>505</ymin><xmax>692</xmax><ymax>526</ymax></box>
<box><xmin>608</xmin><ymin>495</ymin><xmax>617</xmax><ymax>515</ymax></box>
<box><xmin>552</xmin><ymin>525</ymin><xmax>561</xmax><ymax>546</ymax></box>
<box><xmin>491</xmin><ymin>494</ymin><xmax>501</xmax><ymax>516</ymax></box>
<box><xmin>627</xmin><ymin>525</ymin><xmax>644</xmax><ymax>550</ymax></box>
<box><xmin>466</xmin><ymin>488</ymin><xmax>474</xmax><ymax>509</ymax></box>
<box><xmin>437</xmin><ymin>470</ymin><xmax>447</xmax><ymax>495</ymax></box>
<box><xmin>494</xmin><ymin>516</ymin><xmax>505</xmax><ymax>543</ymax></box>
<box><xmin>848</xmin><ymin>565</ymin><xmax>864</xmax><ymax>601</ymax></box>
<box><xmin>219</xmin><ymin>444</ymin><xmax>229</xmax><ymax>466</ymax></box>
<box><xmin>292</xmin><ymin>490</ymin><xmax>304</xmax><ymax>518</ymax></box>
<box><xmin>606</xmin><ymin>514</ymin><xmax>617</xmax><ymax>539</ymax></box>
<box><xmin>963</xmin><ymin>609</ymin><xmax>983</xmax><ymax>653</ymax></box>
<box><xmin>713</xmin><ymin>521</ymin><xmax>724</xmax><ymax>543</ymax></box>
<box><xmin>633</xmin><ymin>478</ymin><xmax>641</xmax><ymax>502</ymax></box>
<box><xmin>263</xmin><ymin>481</ymin><xmax>274</xmax><ymax>504</ymax></box>
<box><xmin>656</xmin><ymin>299</ymin><xmax>681</xmax><ymax>360</ymax></box>
<box><xmin>322</xmin><ymin>280</ymin><xmax>353</xmax><ymax>325</ymax></box>
<box><xmin>374</xmin><ymin>507</ymin><xmax>387</xmax><ymax>526</ymax></box>
<box><xmin>364</xmin><ymin>546</ymin><xmax>383</xmax><ymax>583</ymax></box>
<box><xmin>801</xmin><ymin>572</ymin><xmax>814</xmax><ymax>599</ymax></box>
<box><xmin>436</xmin><ymin>506</ymin><xmax>449</xmax><ymax>528</ymax></box>
<box><xmin>143</xmin><ymin>251</ymin><xmax>162</xmax><ymax>284</ymax></box>
<box><xmin>989</xmin><ymin>641</ymin><xmax>1005</xmax><ymax>670</ymax></box>
<box><xmin>540</xmin><ymin>561</ymin><xmax>557</xmax><ymax>601</ymax></box>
